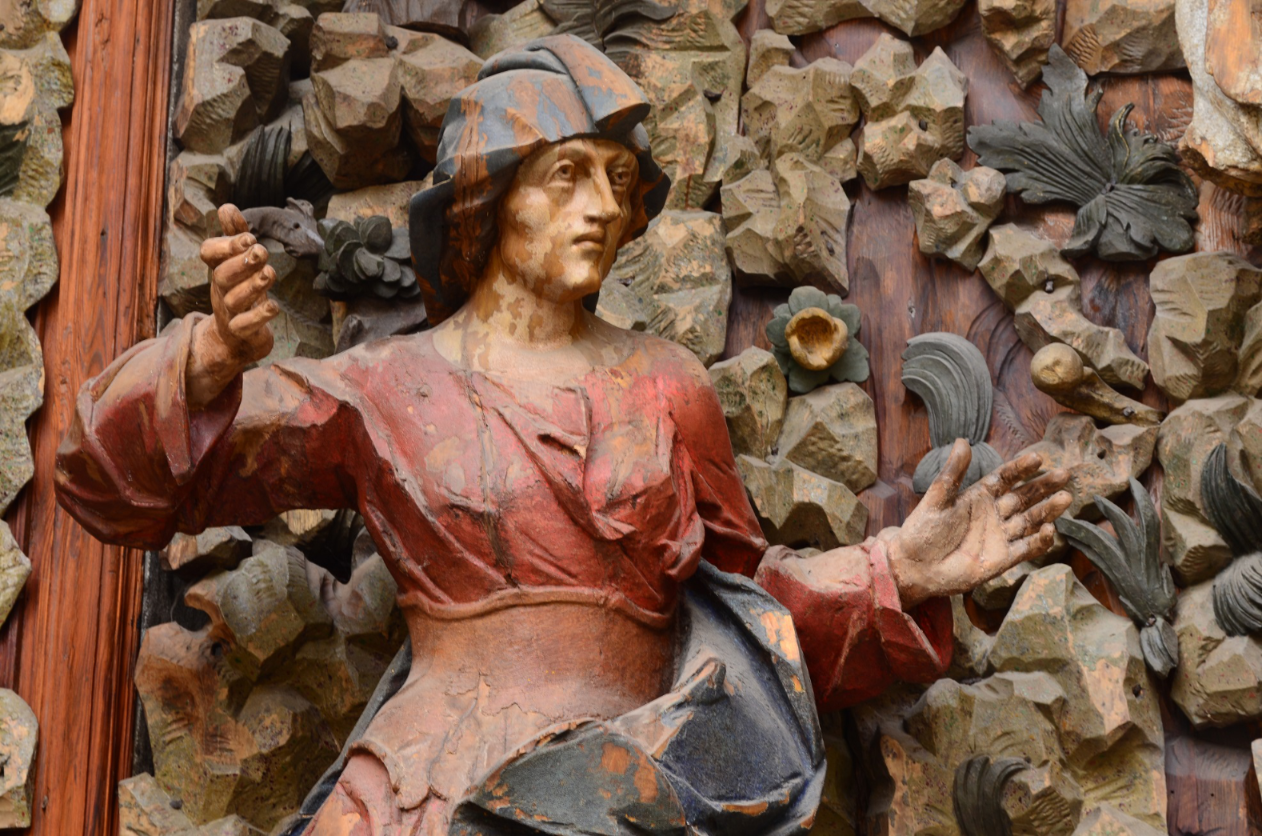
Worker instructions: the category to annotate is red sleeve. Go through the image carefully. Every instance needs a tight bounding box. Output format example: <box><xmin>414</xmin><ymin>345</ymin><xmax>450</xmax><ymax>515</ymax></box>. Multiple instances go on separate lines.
<box><xmin>755</xmin><ymin>538</ymin><xmax>953</xmax><ymax>712</ymax></box>
<box><xmin>55</xmin><ymin>313</ymin><xmax>362</xmax><ymax>549</ymax></box>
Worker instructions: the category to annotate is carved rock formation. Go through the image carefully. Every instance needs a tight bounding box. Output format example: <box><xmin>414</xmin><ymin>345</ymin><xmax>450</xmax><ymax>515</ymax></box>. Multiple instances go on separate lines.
<box><xmin>1030</xmin><ymin>344</ymin><xmax>1164</xmax><ymax>426</ymax></box>
<box><xmin>1177</xmin><ymin>0</ymin><xmax>1262</xmax><ymax>194</ymax></box>
<box><xmin>468</xmin><ymin>0</ymin><xmax>558</xmax><ymax>58</ymax></box>
<box><xmin>969</xmin><ymin>47</ymin><xmax>1198</xmax><ymax>261</ymax></box>
<box><xmin>136</xmin><ymin>537</ymin><xmax>402</xmax><ymax>830</ymax></box>
<box><xmin>326</xmin><ymin>178</ymin><xmax>427</xmax><ymax>229</ymax></box>
<box><xmin>0</xmin><ymin>0</ymin><xmax>79</xmax><ymax>50</ymax></box>
<box><xmin>746</xmin><ymin>29</ymin><xmax>794</xmax><ymax>86</ymax></box>
<box><xmin>0</xmin><ymin>523</ymin><xmax>30</xmax><ymax>630</ymax></box>
<box><xmin>0</xmin><ymin>199</ymin><xmax>56</xmax><ymax>515</ymax></box>
<box><xmin>856</xmin><ymin>564</ymin><xmax>1166</xmax><ymax>836</ymax></box>
<box><xmin>1238</xmin><ymin>302</ymin><xmax>1262</xmax><ymax>396</ymax></box>
<box><xmin>309</xmin><ymin>12</ymin><xmax>389</xmax><ymax>71</ymax></box>
<box><xmin>306</xmin><ymin>47</ymin><xmax>411</xmax><ymax>189</ymax></box>
<box><xmin>979</xmin><ymin>225</ymin><xmax>1148</xmax><ymax>389</ymax></box>
<box><xmin>1062</xmin><ymin>0</ymin><xmax>1184</xmax><ymax>74</ymax></box>
<box><xmin>0</xmin><ymin>689</ymin><xmax>37</xmax><ymax>828</ymax></box>
<box><xmin>765</xmin><ymin>0</ymin><xmax>871</xmax><ymax>34</ymax></box>
<box><xmin>1020</xmin><ymin>414</ymin><xmax>1157</xmax><ymax>519</ymax></box>
<box><xmin>599</xmin><ymin>210</ymin><xmax>732</xmax><ymax>367</ymax></box>
<box><xmin>1157</xmin><ymin>394</ymin><xmax>1253</xmax><ymax>579</ymax></box>
<box><xmin>736</xmin><ymin>455</ymin><xmax>868</xmax><ymax>550</ymax></box>
<box><xmin>119</xmin><ymin>773</ymin><xmax>263</xmax><ymax>836</ymax></box>
<box><xmin>1146</xmin><ymin>251</ymin><xmax>1262</xmax><ymax>402</ymax></box>
<box><xmin>902</xmin><ymin>332</ymin><xmax>1003</xmax><ymax>493</ymax></box>
<box><xmin>1171</xmin><ymin>580</ymin><xmax>1262</xmax><ymax>728</ymax></box>
<box><xmin>395</xmin><ymin>33</ymin><xmax>482</xmax><ymax>162</ymax></box>
<box><xmin>169</xmin><ymin>150</ymin><xmax>233</xmax><ymax>238</ymax></box>
<box><xmin>708</xmin><ymin>347</ymin><xmax>789</xmax><ymax>460</ymax></box>
<box><xmin>908</xmin><ymin>159</ymin><xmax>1005</xmax><ymax>271</ymax></box>
<box><xmin>600</xmin><ymin>0</ymin><xmax>745</xmax><ymax>210</ymax></box>
<box><xmin>175</xmin><ymin>18</ymin><xmax>292</xmax><ymax>154</ymax></box>
<box><xmin>1234</xmin><ymin>399</ymin><xmax>1262</xmax><ymax>492</ymax></box>
<box><xmin>742</xmin><ymin>59</ymin><xmax>860</xmax><ymax>169</ymax></box>
<box><xmin>2</xmin><ymin>33</ymin><xmax>73</xmax><ymax>207</ymax></box>
<box><xmin>853</xmin><ymin>36</ymin><xmax>968</xmax><ymax>189</ymax></box>
<box><xmin>775</xmin><ymin>383</ymin><xmax>879</xmax><ymax>493</ymax></box>
<box><xmin>162</xmin><ymin>526</ymin><xmax>253</xmax><ymax>575</ymax></box>
<box><xmin>722</xmin><ymin>154</ymin><xmax>852</xmax><ymax>292</ymax></box>
<box><xmin>978</xmin><ymin>0</ymin><xmax>1056</xmax><ymax>86</ymax></box>
<box><xmin>197</xmin><ymin>1</ymin><xmax>314</xmax><ymax>72</ymax></box>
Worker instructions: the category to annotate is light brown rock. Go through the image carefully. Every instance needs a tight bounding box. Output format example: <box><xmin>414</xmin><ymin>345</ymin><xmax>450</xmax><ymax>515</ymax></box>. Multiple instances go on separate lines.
<box><xmin>746</xmin><ymin>29</ymin><xmax>794</xmax><ymax>86</ymax></box>
<box><xmin>0</xmin><ymin>0</ymin><xmax>77</xmax><ymax>49</ymax></box>
<box><xmin>0</xmin><ymin>197</ymin><xmax>58</xmax><ymax>314</ymax></box>
<box><xmin>600</xmin><ymin>210</ymin><xmax>732</xmax><ymax>366</ymax></box>
<box><xmin>326</xmin><ymin>178</ymin><xmax>426</xmax><ymax>228</ymax></box>
<box><xmin>1171</xmin><ymin>580</ymin><xmax>1262</xmax><ymax>728</ymax></box>
<box><xmin>971</xmin><ymin>559</ymin><xmax>1038</xmax><ymax>610</ymax></box>
<box><xmin>309</xmin><ymin>12</ymin><xmax>388</xmax><ymax>72</ymax></box>
<box><xmin>1147</xmin><ymin>251</ymin><xmax>1262</xmax><ymax>402</ymax></box>
<box><xmin>304</xmin><ymin>57</ymin><xmax>412</xmax><ymax>189</ymax></box>
<box><xmin>175</xmin><ymin>18</ymin><xmax>292</xmax><ymax>154</ymax></box>
<box><xmin>0</xmin><ymin>522</ymin><xmax>29</xmax><ymax>629</ymax></box>
<box><xmin>980</xmin><ymin>225</ymin><xmax>1149</xmax><ymax>389</ymax></box>
<box><xmin>162</xmin><ymin>526</ymin><xmax>253</xmax><ymax>576</ymax></box>
<box><xmin>742</xmin><ymin>59</ymin><xmax>860</xmax><ymax>166</ymax></box>
<box><xmin>708</xmin><ymin>347</ymin><xmax>789</xmax><ymax>459</ymax></box>
<box><xmin>865</xmin><ymin>0</ymin><xmax>969</xmax><ymax>35</ymax></box>
<box><xmin>1071</xmin><ymin>805</ymin><xmax>1166</xmax><ymax>836</ymax></box>
<box><xmin>765</xmin><ymin>0</ymin><xmax>872</xmax><ymax>34</ymax></box>
<box><xmin>1236</xmin><ymin>302</ymin><xmax>1262</xmax><ymax>396</ymax></box>
<box><xmin>908</xmin><ymin>159</ymin><xmax>1006</xmax><ymax>271</ymax></box>
<box><xmin>1063</xmin><ymin>0</ymin><xmax>1184</xmax><ymax>75</ymax></box>
<box><xmin>979</xmin><ymin>0</ymin><xmax>1057</xmax><ymax>86</ymax></box>
<box><xmin>1162</xmin><ymin>508</ymin><xmax>1232</xmax><ymax>585</ymax></box>
<box><xmin>853</xmin><ymin>37</ymin><xmax>968</xmax><ymax>189</ymax></box>
<box><xmin>396</xmin><ymin>32</ymin><xmax>482</xmax><ymax>162</ymax></box>
<box><xmin>160</xmin><ymin>223</ymin><xmax>213</xmax><ymax>317</ymax></box>
<box><xmin>467</xmin><ymin>0</ymin><xmax>558</xmax><ymax>60</ymax></box>
<box><xmin>0</xmin><ymin>689</ymin><xmax>36</xmax><ymax>828</ymax></box>
<box><xmin>1020</xmin><ymin>414</ymin><xmax>1157</xmax><ymax>518</ymax></box>
<box><xmin>4</xmin><ymin>34</ymin><xmax>73</xmax><ymax>207</ymax></box>
<box><xmin>775</xmin><ymin>383</ymin><xmax>878</xmax><ymax>492</ymax></box>
<box><xmin>1232</xmin><ymin>397</ymin><xmax>1262</xmax><ymax>492</ymax></box>
<box><xmin>1177</xmin><ymin>0</ymin><xmax>1262</xmax><ymax>195</ymax></box>
<box><xmin>169</xmin><ymin>151</ymin><xmax>232</xmax><ymax>238</ymax></box>
<box><xmin>736</xmin><ymin>455</ymin><xmax>868</xmax><ymax>549</ymax></box>
<box><xmin>722</xmin><ymin>155</ymin><xmax>851</xmax><ymax>293</ymax></box>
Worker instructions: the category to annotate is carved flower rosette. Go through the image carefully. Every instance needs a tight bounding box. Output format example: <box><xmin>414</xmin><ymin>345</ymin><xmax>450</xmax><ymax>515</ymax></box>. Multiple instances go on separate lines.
<box><xmin>766</xmin><ymin>286</ymin><xmax>869</xmax><ymax>394</ymax></box>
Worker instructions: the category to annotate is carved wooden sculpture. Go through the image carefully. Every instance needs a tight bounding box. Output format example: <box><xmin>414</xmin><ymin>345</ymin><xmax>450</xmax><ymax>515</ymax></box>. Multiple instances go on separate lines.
<box><xmin>54</xmin><ymin>35</ymin><xmax>1071</xmax><ymax>834</ymax></box>
<box><xmin>1202</xmin><ymin>444</ymin><xmax>1262</xmax><ymax>636</ymax></box>
<box><xmin>1029</xmin><ymin>344</ymin><xmax>1164</xmax><ymax>427</ymax></box>
<box><xmin>968</xmin><ymin>45</ymin><xmax>1198</xmax><ymax>261</ymax></box>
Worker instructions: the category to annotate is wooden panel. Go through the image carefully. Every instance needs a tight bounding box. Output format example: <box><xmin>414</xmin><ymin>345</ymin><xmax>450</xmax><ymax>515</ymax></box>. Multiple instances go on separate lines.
<box><xmin>0</xmin><ymin>0</ymin><xmax>175</xmax><ymax>832</ymax></box>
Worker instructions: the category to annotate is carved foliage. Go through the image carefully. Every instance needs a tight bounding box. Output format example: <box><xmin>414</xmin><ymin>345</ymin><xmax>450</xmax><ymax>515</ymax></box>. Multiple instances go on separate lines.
<box><xmin>1202</xmin><ymin>444</ymin><xmax>1262</xmax><ymax>637</ymax></box>
<box><xmin>968</xmin><ymin>46</ymin><xmax>1198</xmax><ymax>261</ymax></box>
<box><xmin>314</xmin><ymin>215</ymin><xmax>418</xmax><ymax>300</ymax></box>
<box><xmin>953</xmin><ymin>755</ymin><xmax>1028</xmax><ymax>836</ymax></box>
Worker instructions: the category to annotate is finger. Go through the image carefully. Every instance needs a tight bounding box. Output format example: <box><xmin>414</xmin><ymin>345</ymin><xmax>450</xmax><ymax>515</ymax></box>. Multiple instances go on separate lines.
<box><xmin>922</xmin><ymin>438</ymin><xmax>972</xmax><ymax>509</ymax></box>
<box><xmin>976</xmin><ymin>452</ymin><xmax>1044</xmax><ymax>499</ymax></box>
<box><xmin>997</xmin><ymin>469</ymin><xmax>1071</xmax><ymax>518</ymax></box>
<box><xmin>223</xmin><ymin>265</ymin><xmax>276</xmax><ymax>316</ymax></box>
<box><xmin>1002</xmin><ymin>490</ymin><xmax>1073</xmax><ymax>539</ymax></box>
<box><xmin>1007</xmin><ymin>523</ymin><xmax>1058</xmax><ymax>566</ymax></box>
<box><xmin>214</xmin><ymin>244</ymin><xmax>270</xmax><ymax>290</ymax></box>
<box><xmin>219</xmin><ymin>203</ymin><xmax>249</xmax><ymax>237</ymax></box>
<box><xmin>228</xmin><ymin>299</ymin><xmax>279</xmax><ymax>338</ymax></box>
<box><xmin>201</xmin><ymin>231</ymin><xmax>256</xmax><ymax>267</ymax></box>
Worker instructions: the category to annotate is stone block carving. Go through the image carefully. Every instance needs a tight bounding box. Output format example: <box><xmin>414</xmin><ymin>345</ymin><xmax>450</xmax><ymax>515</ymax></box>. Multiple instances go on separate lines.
<box><xmin>1146</xmin><ymin>251</ymin><xmax>1262</xmax><ymax>402</ymax></box>
<box><xmin>743</xmin><ymin>59</ymin><xmax>860</xmax><ymax>167</ymax></box>
<box><xmin>776</xmin><ymin>383</ymin><xmax>879</xmax><ymax>493</ymax></box>
<box><xmin>1063</xmin><ymin>0</ymin><xmax>1184</xmax><ymax>75</ymax></box>
<box><xmin>1171</xmin><ymin>579</ymin><xmax>1262</xmax><ymax>727</ymax></box>
<box><xmin>309</xmin><ymin>12</ymin><xmax>388</xmax><ymax>71</ymax></box>
<box><xmin>746</xmin><ymin>29</ymin><xmax>794</xmax><ymax>86</ymax></box>
<box><xmin>852</xmin><ymin>36</ymin><xmax>968</xmax><ymax>189</ymax></box>
<box><xmin>765</xmin><ymin>0</ymin><xmax>871</xmax><ymax>34</ymax></box>
<box><xmin>979</xmin><ymin>0</ymin><xmax>1056</xmax><ymax>86</ymax></box>
<box><xmin>708</xmin><ymin>347</ymin><xmax>788</xmax><ymax>460</ymax></box>
<box><xmin>1020</xmin><ymin>414</ymin><xmax>1157</xmax><ymax>519</ymax></box>
<box><xmin>396</xmin><ymin>32</ymin><xmax>482</xmax><ymax>162</ymax></box>
<box><xmin>162</xmin><ymin>526</ymin><xmax>253</xmax><ymax>576</ymax></box>
<box><xmin>599</xmin><ymin>210</ymin><xmax>732</xmax><ymax>367</ymax></box>
<box><xmin>737</xmin><ymin>455</ymin><xmax>868</xmax><ymax>550</ymax></box>
<box><xmin>175</xmin><ymin>18</ymin><xmax>292</xmax><ymax>154</ymax></box>
<box><xmin>979</xmin><ymin>225</ymin><xmax>1148</xmax><ymax>389</ymax></box>
<box><xmin>908</xmin><ymin>159</ymin><xmax>1005</xmax><ymax>271</ymax></box>
<box><xmin>2</xmin><ymin>33</ymin><xmax>73</xmax><ymax>207</ymax></box>
<box><xmin>0</xmin><ymin>689</ymin><xmax>37</xmax><ymax>828</ymax></box>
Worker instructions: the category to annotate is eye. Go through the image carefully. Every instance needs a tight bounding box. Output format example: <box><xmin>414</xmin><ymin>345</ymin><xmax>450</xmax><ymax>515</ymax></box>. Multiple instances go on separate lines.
<box><xmin>551</xmin><ymin>161</ymin><xmax>576</xmax><ymax>183</ymax></box>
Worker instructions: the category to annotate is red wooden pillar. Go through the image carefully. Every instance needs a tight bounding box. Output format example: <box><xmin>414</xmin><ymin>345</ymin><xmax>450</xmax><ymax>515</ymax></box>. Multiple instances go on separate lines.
<box><xmin>0</xmin><ymin>0</ymin><xmax>175</xmax><ymax>832</ymax></box>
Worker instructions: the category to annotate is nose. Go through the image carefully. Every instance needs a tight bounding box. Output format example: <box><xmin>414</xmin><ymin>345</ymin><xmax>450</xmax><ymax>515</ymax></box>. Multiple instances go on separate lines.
<box><xmin>582</xmin><ymin>167</ymin><xmax>622</xmax><ymax>227</ymax></box>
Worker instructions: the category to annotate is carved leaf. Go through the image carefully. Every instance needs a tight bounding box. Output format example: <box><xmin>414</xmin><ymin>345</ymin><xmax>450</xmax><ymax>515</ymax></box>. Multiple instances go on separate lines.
<box><xmin>967</xmin><ymin>46</ymin><xmax>1198</xmax><ymax>262</ymax></box>
<box><xmin>953</xmin><ymin>756</ymin><xmax>1027</xmax><ymax>836</ymax></box>
<box><xmin>1201</xmin><ymin>443</ymin><xmax>1262</xmax><ymax>559</ymax></box>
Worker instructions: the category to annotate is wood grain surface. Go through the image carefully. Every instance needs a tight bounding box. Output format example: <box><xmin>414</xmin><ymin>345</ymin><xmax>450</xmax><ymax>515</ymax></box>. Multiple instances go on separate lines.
<box><xmin>0</xmin><ymin>0</ymin><xmax>175</xmax><ymax>832</ymax></box>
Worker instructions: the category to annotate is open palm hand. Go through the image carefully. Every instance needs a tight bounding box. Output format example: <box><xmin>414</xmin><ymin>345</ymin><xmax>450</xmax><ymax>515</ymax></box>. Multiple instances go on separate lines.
<box><xmin>880</xmin><ymin>440</ymin><xmax>1072</xmax><ymax>608</ymax></box>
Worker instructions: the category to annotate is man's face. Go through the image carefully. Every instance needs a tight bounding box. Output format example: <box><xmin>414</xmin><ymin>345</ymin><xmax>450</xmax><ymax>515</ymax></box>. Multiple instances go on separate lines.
<box><xmin>495</xmin><ymin>138</ymin><xmax>638</xmax><ymax>304</ymax></box>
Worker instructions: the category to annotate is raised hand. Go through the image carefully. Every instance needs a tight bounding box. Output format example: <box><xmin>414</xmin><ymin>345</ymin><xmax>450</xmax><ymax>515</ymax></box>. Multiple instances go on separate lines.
<box><xmin>879</xmin><ymin>439</ymin><xmax>1073</xmax><ymax>608</ymax></box>
<box><xmin>187</xmin><ymin>204</ymin><xmax>279</xmax><ymax>410</ymax></box>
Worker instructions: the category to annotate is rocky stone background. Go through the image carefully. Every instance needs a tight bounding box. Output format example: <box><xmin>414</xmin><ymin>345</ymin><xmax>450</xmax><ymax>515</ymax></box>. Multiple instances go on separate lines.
<box><xmin>100</xmin><ymin>0</ymin><xmax>1262</xmax><ymax>834</ymax></box>
<box><xmin>0</xmin><ymin>0</ymin><xmax>80</xmax><ymax>826</ymax></box>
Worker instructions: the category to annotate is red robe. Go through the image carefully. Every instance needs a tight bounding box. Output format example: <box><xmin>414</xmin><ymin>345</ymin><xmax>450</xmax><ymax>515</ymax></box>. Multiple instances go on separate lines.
<box><xmin>56</xmin><ymin>315</ymin><xmax>951</xmax><ymax>712</ymax></box>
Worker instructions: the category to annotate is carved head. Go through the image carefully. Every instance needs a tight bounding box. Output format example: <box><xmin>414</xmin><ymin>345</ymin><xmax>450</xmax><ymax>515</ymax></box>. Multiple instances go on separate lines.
<box><xmin>409</xmin><ymin>35</ymin><xmax>670</xmax><ymax>324</ymax></box>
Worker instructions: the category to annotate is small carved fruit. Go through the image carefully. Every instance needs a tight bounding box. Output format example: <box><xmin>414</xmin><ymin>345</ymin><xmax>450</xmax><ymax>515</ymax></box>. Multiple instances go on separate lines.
<box><xmin>1030</xmin><ymin>343</ymin><xmax>1083</xmax><ymax>392</ymax></box>
<box><xmin>785</xmin><ymin>307</ymin><xmax>849</xmax><ymax>371</ymax></box>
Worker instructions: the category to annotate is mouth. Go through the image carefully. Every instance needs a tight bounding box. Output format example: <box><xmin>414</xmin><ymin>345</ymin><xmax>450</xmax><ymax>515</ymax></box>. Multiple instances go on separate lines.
<box><xmin>573</xmin><ymin>230</ymin><xmax>606</xmax><ymax>248</ymax></box>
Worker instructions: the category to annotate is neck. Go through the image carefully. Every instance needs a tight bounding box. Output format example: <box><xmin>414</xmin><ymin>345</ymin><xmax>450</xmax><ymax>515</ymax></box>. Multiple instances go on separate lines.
<box><xmin>460</xmin><ymin>253</ymin><xmax>589</xmax><ymax>349</ymax></box>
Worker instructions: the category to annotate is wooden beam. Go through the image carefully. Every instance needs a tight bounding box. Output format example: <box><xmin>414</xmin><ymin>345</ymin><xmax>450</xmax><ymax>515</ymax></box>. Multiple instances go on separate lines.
<box><xmin>0</xmin><ymin>0</ymin><xmax>175</xmax><ymax>831</ymax></box>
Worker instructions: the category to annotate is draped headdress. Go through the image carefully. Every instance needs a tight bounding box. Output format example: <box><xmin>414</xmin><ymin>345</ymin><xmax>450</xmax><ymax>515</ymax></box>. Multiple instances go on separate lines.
<box><xmin>408</xmin><ymin>34</ymin><xmax>671</xmax><ymax>324</ymax></box>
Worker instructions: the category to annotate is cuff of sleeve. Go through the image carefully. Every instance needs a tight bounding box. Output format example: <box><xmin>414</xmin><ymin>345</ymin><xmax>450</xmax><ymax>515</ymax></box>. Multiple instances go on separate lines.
<box><xmin>155</xmin><ymin>314</ymin><xmax>242</xmax><ymax>484</ymax></box>
<box><xmin>866</xmin><ymin>538</ymin><xmax>954</xmax><ymax>683</ymax></box>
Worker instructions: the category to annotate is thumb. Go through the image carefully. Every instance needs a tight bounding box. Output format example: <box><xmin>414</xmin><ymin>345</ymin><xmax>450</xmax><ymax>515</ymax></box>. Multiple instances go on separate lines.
<box><xmin>219</xmin><ymin>203</ymin><xmax>249</xmax><ymax>237</ymax></box>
